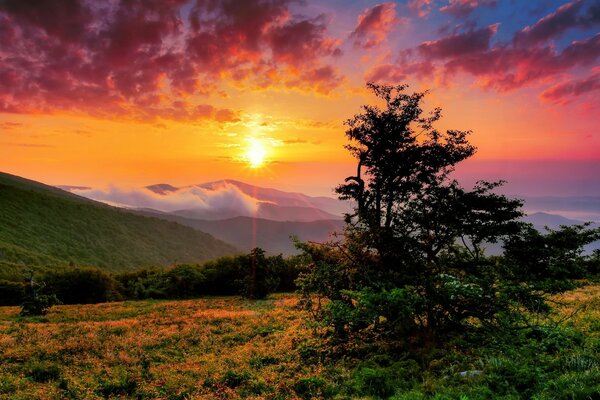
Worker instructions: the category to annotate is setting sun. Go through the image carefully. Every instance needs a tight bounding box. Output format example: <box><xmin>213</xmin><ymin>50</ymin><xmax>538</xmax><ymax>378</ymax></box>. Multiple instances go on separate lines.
<box><xmin>245</xmin><ymin>138</ymin><xmax>267</xmax><ymax>168</ymax></box>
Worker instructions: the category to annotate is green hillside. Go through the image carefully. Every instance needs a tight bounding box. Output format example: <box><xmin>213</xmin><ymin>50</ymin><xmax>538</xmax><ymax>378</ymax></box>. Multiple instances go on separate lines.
<box><xmin>0</xmin><ymin>172</ymin><xmax>238</xmax><ymax>279</ymax></box>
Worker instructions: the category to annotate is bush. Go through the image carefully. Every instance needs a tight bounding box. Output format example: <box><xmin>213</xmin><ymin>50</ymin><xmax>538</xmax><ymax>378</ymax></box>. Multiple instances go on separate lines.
<box><xmin>293</xmin><ymin>377</ymin><xmax>330</xmax><ymax>399</ymax></box>
<box><xmin>164</xmin><ymin>264</ymin><xmax>208</xmax><ymax>298</ymax></box>
<box><xmin>43</xmin><ymin>268</ymin><xmax>121</xmax><ymax>304</ymax></box>
<box><xmin>20</xmin><ymin>273</ymin><xmax>59</xmax><ymax>316</ymax></box>
<box><xmin>0</xmin><ymin>250</ymin><xmax>308</xmax><ymax>306</ymax></box>
<box><xmin>235</xmin><ymin>248</ymin><xmax>282</xmax><ymax>299</ymax></box>
<box><xmin>115</xmin><ymin>269</ymin><xmax>169</xmax><ymax>299</ymax></box>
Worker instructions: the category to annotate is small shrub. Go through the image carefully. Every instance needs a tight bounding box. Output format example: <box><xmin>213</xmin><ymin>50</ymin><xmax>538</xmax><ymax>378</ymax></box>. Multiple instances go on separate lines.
<box><xmin>20</xmin><ymin>273</ymin><xmax>59</xmax><ymax>316</ymax></box>
<box><xmin>220</xmin><ymin>370</ymin><xmax>251</xmax><ymax>388</ymax></box>
<box><xmin>98</xmin><ymin>376</ymin><xmax>138</xmax><ymax>397</ymax></box>
<box><xmin>26</xmin><ymin>361</ymin><xmax>61</xmax><ymax>383</ymax></box>
<box><xmin>293</xmin><ymin>377</ymin><xmax>329</xmax><ymax>400</ymax></box>
<box><xmin>250</xmin><ymin>355</ymin><xmax>280</xmax><ymax>368</ymax></box>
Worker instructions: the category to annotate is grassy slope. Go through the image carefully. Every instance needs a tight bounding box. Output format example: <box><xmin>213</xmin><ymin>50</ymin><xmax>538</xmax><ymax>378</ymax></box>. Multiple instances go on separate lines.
<box><xmin>0</xmin><ymin>285</ymin><xmax>598</xmax><ymax>399</ymax></box>
<box><xmin>0</xmin><ymin>172</ymin><xmax>237</xmax><ymax>277</ymax></box>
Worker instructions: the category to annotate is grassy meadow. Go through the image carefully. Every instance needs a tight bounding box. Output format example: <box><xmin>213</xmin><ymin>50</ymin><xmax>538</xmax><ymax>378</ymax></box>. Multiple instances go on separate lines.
<box><xmin>0</xmin><ymin>285</ymin><xmax>599</xmax><ymax>400</ymax></box>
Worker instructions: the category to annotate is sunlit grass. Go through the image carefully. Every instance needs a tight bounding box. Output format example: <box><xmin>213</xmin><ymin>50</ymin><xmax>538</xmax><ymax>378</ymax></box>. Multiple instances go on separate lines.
<box><xmin>0</xmin><ymin>286</ymin><xmax>598</xmax><ymax>399</ymax></box>
<box><xmin>0</xmin><ymin>295</ymin><xmax>310</xmax><ymax>399</ymax></box>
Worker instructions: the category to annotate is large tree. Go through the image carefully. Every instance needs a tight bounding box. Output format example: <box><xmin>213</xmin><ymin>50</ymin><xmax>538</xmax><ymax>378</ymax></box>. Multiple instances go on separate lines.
<box><xmin>298</xmin><ymin>83</ymin><xmax>597</xmax><ymax>345</ymax></box>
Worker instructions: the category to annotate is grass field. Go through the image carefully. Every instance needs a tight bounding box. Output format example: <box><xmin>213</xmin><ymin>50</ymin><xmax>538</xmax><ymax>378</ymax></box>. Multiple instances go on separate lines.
<box><xmin>0</xmin><ymin>286</ymin><xmax>599</xmax><ymax>399</ymax></box>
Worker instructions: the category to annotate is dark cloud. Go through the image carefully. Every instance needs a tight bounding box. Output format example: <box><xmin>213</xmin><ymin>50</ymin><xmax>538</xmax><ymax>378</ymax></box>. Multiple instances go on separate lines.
<box><xmin>0</xmin><ymin>0</ymin><xmax>92</xmax><ymax>42</ymax></box>
<box><xmin>513</xmin><ymin>0</ymin><xmax>600</xmax><ymax>46</ymax></box>
<box><xmin>417</xmin><ymin>24</ymin><xmax>498</xmax><ymax>59</ymax></box>
<box><xmin>350</xmin><ymin>2</ymin><xmax>398</xmax><ymax>49</ymax></box>
<box><xmin>443</xmin><ymin>33</ymin><xmax>600</xmax><ymax>90</ymax></box>
<box><xmin>269</xmin><ymin>15</ymin><xmax>340</xmax><ymax>66</ymax></box>
<box><xmin>365</xmin><ymin>60</ymin><xmax>434</xmax><ymax>83</ymax></box>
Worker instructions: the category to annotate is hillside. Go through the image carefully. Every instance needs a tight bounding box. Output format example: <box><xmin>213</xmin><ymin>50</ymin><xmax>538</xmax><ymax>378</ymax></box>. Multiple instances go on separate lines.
<box><xmin>136</xmin><ymin>210</ymin><xmax>345</xmax><ymax>255</ymax></box>
<box><xmin>0</xmin><ymin>172</ymin><xmax>237</xmax><ymax>278</ymax></box>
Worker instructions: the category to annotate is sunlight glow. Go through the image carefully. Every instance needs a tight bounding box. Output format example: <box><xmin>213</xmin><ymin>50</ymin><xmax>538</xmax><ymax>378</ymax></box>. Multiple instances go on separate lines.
<box><xmin>245</xmin><ymin>138</ymin><xmax>267</xmax><ymax>168</ymax></box>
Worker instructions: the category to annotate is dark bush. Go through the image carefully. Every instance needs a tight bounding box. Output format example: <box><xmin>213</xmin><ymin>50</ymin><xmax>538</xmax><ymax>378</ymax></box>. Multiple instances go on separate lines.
<box><xmin>26</xmin><ymin>361</ymin><xmax>61</xmax><ymax>382</ymax></box>
<box><xmin>0</xmin><ymin>279</ymin><xmax>25</xmax><ymax>306</ymax></box>
<box><xmin>43</xmin><ymin>268</ymin><xmax>121</xmax><ymax>304</ymax></box>
<box><xmin>115</xmin><ymin>269</ymin><xmax>169</xmax><ymax>299</ymax></box>
<box><xmin>164</xmin><ymin>264</ymin><xmax>208</xmax><ymax>298</ymax></box>
<box><xmin>20</xmin><ymin>272</ymin><xmax>60</xmax><ymax>316</ymax></box>
<box><xmin>2</xmin><ymin>250</ymin><xmax>302</xmax><ymax>306</ymax></box>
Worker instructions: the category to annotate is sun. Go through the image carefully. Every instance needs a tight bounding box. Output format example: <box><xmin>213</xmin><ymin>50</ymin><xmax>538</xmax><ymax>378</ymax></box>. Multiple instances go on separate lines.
<box><xmin>245</xmin><ymin>138</ymin><xmax>267</xmax><ymax>168</ymax></box>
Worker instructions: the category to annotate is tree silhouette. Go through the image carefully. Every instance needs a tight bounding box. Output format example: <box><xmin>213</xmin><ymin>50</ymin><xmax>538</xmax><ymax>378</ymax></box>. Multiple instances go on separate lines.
<box><xmin>298</xmin><ymin>83</ymin><xmax>596</xmax><ymax>346</ymax></box>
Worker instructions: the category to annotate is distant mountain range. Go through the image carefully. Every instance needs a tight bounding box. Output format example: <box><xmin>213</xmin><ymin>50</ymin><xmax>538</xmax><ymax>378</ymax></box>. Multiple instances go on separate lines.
<box><xmin>60</xmin><ymin>178</ymin><xmax>600</xmax><ymax>256</ymax></box>
<box><xmin>138</xmin><ymin>180</ymin><xmax>348</xmax><ymax>254</ymax></box>
<box><xmin>134</xmin><ymin>210</ymin><xmax>345</xmax><ymax>255</ymax></box>
<box><xmin>145</xmin><ymin>179</ymin><xmax>351</xmax><ymax>217</ymax></box>
<box><xmin>520</xmin><ymin>196</ymin><xmax>600</xmax><ymax>222</ymax></box>
<box><xmin>0</xmin><ymin>172</ymin><xmax>237</xmax><ymax>279</ymax></box>
<box><xmin>169</xmin><ymin>203</ymin><xmax>341</xmax><ymax>222</ymax></box>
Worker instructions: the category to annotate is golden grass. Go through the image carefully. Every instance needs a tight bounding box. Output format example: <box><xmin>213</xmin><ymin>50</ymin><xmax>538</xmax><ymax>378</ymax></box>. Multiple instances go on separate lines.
<box><xmin>0</xmin><ymin>295</ymin><xmax>314</xmax><ymax>399</ymax></box>
<box><xmin>0</xmin><ymin>286</ymin><xmax>598</xmax><ymax>399</ymax></box>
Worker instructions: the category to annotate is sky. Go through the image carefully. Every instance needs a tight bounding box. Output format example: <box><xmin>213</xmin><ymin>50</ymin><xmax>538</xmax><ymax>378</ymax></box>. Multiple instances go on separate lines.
<box><xmin>1</xmin><ymin>0</ymin><xmax>599</xmax><ymax>197</ymax></box>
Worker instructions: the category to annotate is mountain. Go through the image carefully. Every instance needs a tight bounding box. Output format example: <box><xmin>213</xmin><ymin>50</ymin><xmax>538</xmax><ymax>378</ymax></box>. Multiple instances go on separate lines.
<box><xmin>172</xmin><ymin>202</ymin><xmax>342</xmax><ymax>222</ymax></box>
<box><xmin>521</xmin><ymin>196</ymin><xmax>600</xmax><ymax>222</ymax></box>
<box><xmin>145</xmin><ymin>183</ymin><xmax>179</xmax><ymax>195</ymax></box>
<box><xmin>524</xmin><ymin>212</ymin><xmax>589</xmax><ymax>231</ymax></box>
<box><xmin>0</xmin><ymin>172</ymin><xmax>238</xmax><ymax>279</ymax></box>
<box><xmin>135</xmin><ymin>210</ymin><xmax>345</xmax><ymax>255</ymax></box>
<box><xmin>199</xmin><ymin>180</ymin><xmax>350</xmax><ymax>215</ymax></box>
<box><xmin>143</xmin><ymin>179</ymin><xmax>352</xmax><ymax>217</ymax></box>
<box><xmin>480</xmin><ymin>212</ymin><xmax>600</xmax><ymax>256</ymax></box>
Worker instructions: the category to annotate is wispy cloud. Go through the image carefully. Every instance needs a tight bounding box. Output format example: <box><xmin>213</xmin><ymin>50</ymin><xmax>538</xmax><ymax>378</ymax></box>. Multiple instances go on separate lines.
<box><xmin>71</xmin><ymin>183</ymin><xmax>261</xmax><ymax>213</ymax></box>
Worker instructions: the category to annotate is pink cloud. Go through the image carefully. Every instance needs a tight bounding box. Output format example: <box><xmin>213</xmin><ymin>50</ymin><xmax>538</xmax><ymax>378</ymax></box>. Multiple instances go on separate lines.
<box><xmin>367</xmin><ymin>1</ymin><xmax>600</xmax><ymax>101</ymax></box>
<box><xmin>540</xmin><ymin>70</ymin><xmax>600</xmax><ymax>104</ymax></box>
<box><xmin>350</xmin><ymin>2</ymin><xmax>398</xmax><ymax>49</ymax></box>
<box><xmin>408</xmin><ymin>0</ymin><xmax>434</xmax><ymax>17</ymax></box>
<box><xmin>439</xmin><ymin>0</ymin><xmax>496</xmax><ymax>18</ymax></box>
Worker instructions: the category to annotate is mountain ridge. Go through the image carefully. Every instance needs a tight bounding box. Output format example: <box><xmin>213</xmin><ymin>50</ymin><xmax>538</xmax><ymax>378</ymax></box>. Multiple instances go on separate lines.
<box><xmin>0</xmin><ymin>172</ymin><xmax>238</xmax><ymax>279</ymax></box>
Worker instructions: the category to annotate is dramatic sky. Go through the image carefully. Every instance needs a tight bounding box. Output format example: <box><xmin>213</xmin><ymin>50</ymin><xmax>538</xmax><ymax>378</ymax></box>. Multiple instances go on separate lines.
<box><xmin>1</xmin><ymin>0</ymin><xmax>599</xmax><ymax>196</ymax></box>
